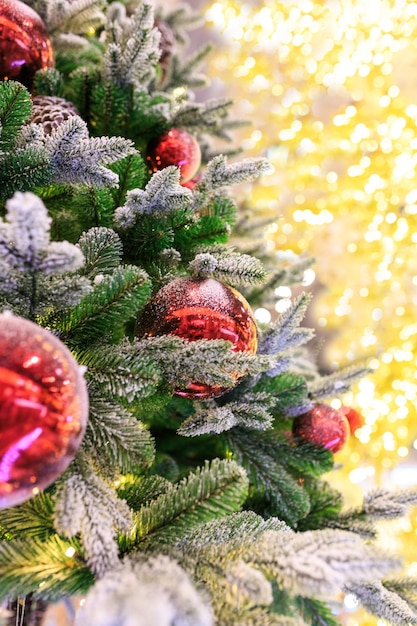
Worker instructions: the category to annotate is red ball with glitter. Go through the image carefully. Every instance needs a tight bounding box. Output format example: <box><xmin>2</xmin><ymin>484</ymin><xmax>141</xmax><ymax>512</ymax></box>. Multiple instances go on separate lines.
<box><xmin>292</xmin><ymin>403</ymin><xmax>350</xmax><ymax>453</ymax></box>
<box><xmin>136</xmin><ymin>276</ymin><xmax>257</xmax><ymax>399</ymax></box>
<box><xmin>0</xmin><ymin>0</ymin><xmax>54</xmax><ymax>88</ymax></box>
<box><xmin>146</xmin><ymin>128</ymin><xmax>201</xmax><ymax>183</ymax></box>
<box><xmin>339</xmin><ymin>405</ymin><xmax>364</xmax><ymax>435</ymax></box>
<box><xmin>0</xmin><ymin>313</ymin><xmax>88</xmax><ymax>509</ymax></box>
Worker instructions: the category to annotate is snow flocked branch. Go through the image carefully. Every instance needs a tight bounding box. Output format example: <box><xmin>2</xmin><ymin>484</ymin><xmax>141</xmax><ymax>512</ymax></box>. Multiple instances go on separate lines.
<box><xmin>0</xmin><ymin>191</ymin><xmax>91</xmax><ymax>317</ymax></box>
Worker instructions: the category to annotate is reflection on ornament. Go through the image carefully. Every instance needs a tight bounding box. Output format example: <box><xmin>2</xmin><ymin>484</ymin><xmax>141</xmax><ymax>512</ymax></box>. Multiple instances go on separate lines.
<box><xmin>136</xmin><ymin>276</ymin><xmax>257</xmax><ymax>398</ymax></box>
<box><xmin>0</xmin><ymin>0</ymin><xmax>54</xmax><ymax>88</ymax></box>
<box><xmin>292</xmin><ymin>403</ymin><xmax>350</xmax><ymax>453</ymax></box>
<box><xmin>146</xmin><ymin>128</ymin><xmax>202</xmax><ymax>183</ymax></box>
<box><xmin>0</xmin><ymin>313</ymin><xmax>88</xmax><ymax>508</ymax></box>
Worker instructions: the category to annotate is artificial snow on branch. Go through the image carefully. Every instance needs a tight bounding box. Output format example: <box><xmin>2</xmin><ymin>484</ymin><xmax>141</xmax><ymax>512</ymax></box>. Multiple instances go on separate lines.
<box><xmin>189</xmin><ymin>250</ymin><xmax>265</xmax><ymax>286</ymax></box>
<box><xmin>103</xmin><ymin>0</ymin><xmax>161</xmax><ymax>88</ymax></box>
<box><xmin>54</xmin><ymin>454</ymin><xmax>132</xmax><ymax>578</ymax></box>
<box><xmin>114</xmin><ymin>166</ymin><xmax>192</xmax><ymax>225</ymax></box>
<box><xmin>178</xmin><ymin>394</ymin><xmax>274</xmax><ymax>437</ymax></box>
<box><xmin>344</xmin><ymin>580</ymin><xmax>417</xmax><ymax>625</ymax></box>
<box><xmin>45</xmin><ymin>117</ymin><xmax>136</xmax><ymax>186</ymax></box>
<box><xmin>250</xmin><ymin>528</ymin><xmax>401</xmax><ymax>597</ymax></box>
<box><xmin>200</xmin><ymin>154</ymin><xmax>273</xmax><ymax>191</ymax></box>
<box><xmin>0</xmin><ymin>191</ymin><xmax>91</xmax><ymax>317</ymax></box>
<box><xmin>75</xmin><ymin>555</ymin><xmax>213</xmax><ymax>626</ymax></box>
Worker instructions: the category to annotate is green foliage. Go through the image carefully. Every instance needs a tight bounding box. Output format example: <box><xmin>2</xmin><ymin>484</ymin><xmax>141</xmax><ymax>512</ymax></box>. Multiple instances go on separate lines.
<box><xmin>293</xmin><ymin>596</ymin><xmax>340</xmax><ymax>626</ymax></box>
<box><xmin>108</xmin><ymin>153</ymin><xmax>148</xmax><ymax>208</ymax></box>
<box><xmin>116</xmin><ymin>475</ymin><xmax>172</xmax><ymax>511</ymax></box>
<box><xmin>0</xmin><ymin>148</ymin><xmax>52</xmax><ymax>201</ymax></box>
<box><xmin>296</xmin><ymin>480</ymin><xmax>344</xmax><ymax>533</ymax></box>
<box><xmin>119</xmin><ymin>458</ymin><xmax>249</xmax><ymax>552</ymax></box>
<box><xmin>0</xmin><ymin>81</ymin><xmax>32</xmax><ymax>151</ymax></box>
<box><xmin>84</xmin><ymin>395</ymin><xmax>155</xmax><ymax>473</ymax></box>
<box><xmin>253</xmin><ymin>371</ymin><xmax>309</xmax><ymax>417</ymax></box>
<box><xmin>52</xmin><ymin>265</ymin><xmax>151</xmax><ymax>344</ymax></box>
<box><xmin>0</xmin><ymin>493</ymin><xmax>55</xmax><ymax>541</ymax></box>
<box><xmin>77</xmin><ymin>227</ymin><xmax>123</xmax><ymax>279</ymax></box>
<box><xmin>0</xmin><ymin>536</ymin><xmax>93</xmax><ymax>601</ymax></box>
<box><xmin>228</xmin><ymin>429</ymin><xmax>311</xmax><ymax>527</ymax></box>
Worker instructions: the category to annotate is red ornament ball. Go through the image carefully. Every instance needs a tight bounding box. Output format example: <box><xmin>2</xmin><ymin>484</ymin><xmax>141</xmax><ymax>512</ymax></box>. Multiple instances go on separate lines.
<box><xmin>136</xmin><ymin>276</ymin><xmax>258</xmax><ymax>399</ymax></box>
<box><xmin>0</xmin><ymin>0</ymin><xmax>54</xmax><ymax>88</ymax></box>
<box><xmin>0</xmin><ymin>313</ymin><xmax>88</xmax><ymax>508</ymax></box>
<box><xmin>292</xmin><ymin>403</ymin><xmax>350</xmax><ymax>453</ymax></box>
<box><xmin>339</xmin><ymin>405</ymin><xmax>364</xmax><ymax>435</ymax></box>
<box><xmin>146</xmin><ymin>128</ymin><xmax>201</xmax><ymax>183</ymax></box>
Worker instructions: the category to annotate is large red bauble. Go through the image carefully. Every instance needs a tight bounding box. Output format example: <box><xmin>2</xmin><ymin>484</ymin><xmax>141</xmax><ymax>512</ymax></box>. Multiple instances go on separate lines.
<box><xmin>146</xmin><ymin>128</ymin><xmax>201</xmax><ymax>183</ymax></box>
<box><xmin>0</xmin><ymin>0</ymin><xmax>54</xmax><ymax>88</ymax></box>
<box><xmin>136</xmin><ymin>276</ymin><xmax>257</xmax><ymax>399</ymax></box>
<box><xmin>292</xmin><ymin>403</ymin><xmax>350</xmax><ymax>453</ymax></box>
<box><xmin>0</xmin><ymin>313</ymin><xmax>88</xmax><ymax>508</ymax></box>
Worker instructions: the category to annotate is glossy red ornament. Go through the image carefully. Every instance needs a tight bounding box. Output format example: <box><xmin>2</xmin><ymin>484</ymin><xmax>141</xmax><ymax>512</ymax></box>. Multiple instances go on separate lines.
<box><xmin>292</xmin><ymin>403</ymin><xmax>350</xmax><ymax>453</ymax></box>
<box><xmin>0</xmin><ymin>313</ymin><xmax>88</xmax><ymax>508</ymax></box>
<box><xmin>339</xmin><ymin>405</ymin><xmax>364</xmax><ymax>435</ymax></box>
<box><xmin>0</xmin><ymin>0</ymin><xmax>54</xmax><ymax>88</ymax></box>
<box><xmin>146</xmin><ymin>128</ymin><xmax>201</xmax><ymax>183</ymax></box>
<box><xmin>136</xmin><ymin>276</ymin><xmax>257</xmax><ymax>399</ymax></box>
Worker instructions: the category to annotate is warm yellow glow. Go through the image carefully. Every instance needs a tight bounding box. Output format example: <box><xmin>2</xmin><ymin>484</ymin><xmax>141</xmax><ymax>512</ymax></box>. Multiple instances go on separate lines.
<box><xmin>204</xmin><ymin>3</ymin><xmax>417</xmax><ymax>620</ymax></box>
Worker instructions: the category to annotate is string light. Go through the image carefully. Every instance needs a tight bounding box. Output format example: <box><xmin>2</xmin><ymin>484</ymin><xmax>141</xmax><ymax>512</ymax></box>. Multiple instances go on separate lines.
<box><xmin>204</xmin><ymin>3</ymin><xmax>417</xmax><ymax>617</ymax></box>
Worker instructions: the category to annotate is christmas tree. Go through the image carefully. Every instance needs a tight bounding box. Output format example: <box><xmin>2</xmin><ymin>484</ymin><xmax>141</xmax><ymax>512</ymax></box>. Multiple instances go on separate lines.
<box><xmin>1</xmin><ymin>1</ymin><xmax>417</xmax><ymax>625</ymax></box>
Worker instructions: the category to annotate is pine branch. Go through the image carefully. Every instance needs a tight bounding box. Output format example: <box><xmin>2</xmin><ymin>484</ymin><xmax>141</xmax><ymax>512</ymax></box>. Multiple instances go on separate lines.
<box><xmin>114</xmin><ymin>166</ymin><xmax>192</xmax><ymax>226</ymax></box>
<box><xmin>251</xmin><ymin>371</ymin><xmax>310</xmax><ymax>418</ymax></box>
<box><xmin>84</xmin><ymin>394</ymin><xmax>155</xmax><ymax>473</ymax></box>
<box><xmin>308</xmin><ymin>362</ymin><xmax>373</xmax><ymax>400</ymax></box>
<box><xmin>201</xmin><ymin>155</ymin><xmax>273</xmax><ymax>191</ymax></box>
<box><xmin>250</xmin><ymin>528</ymin><xmax>401</xmax><ymax>597</ymax></box>
<box><xmin>293</xmin><ymin>596</ymin><xmax>340</xmax><ymax>626</ymax></box>
<box><xmin>362</xmin><ymin>487</ymin><xmax>417</xmax><ymax>519</ymax></box>
<box><xmin>0</xmin><ymin>81</ymin><xmax>32</xmax><ymax>152</ymax></box>
<box><xmin>45</xmin><ymin>116</ymin><xmax>137</xmax><ymax>186</ymax></box>
<box><xmin>258</xmin><ymin>293</ymin><xmax>315</xmax><ymax>356</ymax></box>
<box><xmin>189</xmin><ymin>250</ymin><xmax>265</xmax><ymax>286</ymax></box>
<box><xmin>120</xmin><ymin>459</ymin><xmax>249</xmax><ymax>552</ymax></box>
<box><xmin>76</xmin><ymin>555</ymin><xmax>213</xmax><ymax>626</ymax></box>
<box><xmin>0</xmin><ymin>535</ymin><xmax>93</xmax><ymax>602</ymax></box>
<box><xmin>383</xmin><ymin>577</ymin><xmax>417</xmax><ymax>614</ymax></box>
<box><xmin>0</xmin><ymin>493</ymin><xmax>55</xmax><ymax>541</ymax></box>
<box><xmin>54</xmin><ymin>455</ymin><xmax>133</xmax><ymax>578</ymax></box>
<box><xmin>0</xmin><ymin>147</ymin><xmax>52</xmax><ymax>200</ymax></box>
<box><xmin>53</xmin><ymin>265</ymin><xmax>151</xmax><ymax>344</ymax></box>
<box><xmin>103</xmin><ymin>0</ymin><xmax>160</xmax><ymax>88</ymax></box>
<box><xmin>80</xmin><ymin>342</ymin><xmax>161</xmax><ymax>402</ymax></box>
<box><xmin>170</xmin><ymin>98</ymin><xmax>233</xmax><ymax>136</ymax></box>
<box><xmin>166</xmin><ymin>44</ymin><xmax>212</xmax><ymax>91</ymax></box>
<box><xmin>345</xmin><ymin>580</ymin><xmax>417</xmax><ymax>625</ymax></box>
<box><xmin>133</xmin><ymin>334</ymin><xmax>277</xmax><ymax>392</ymax></box>
<box><xmin>228</xmin><ymin>429</ymin><xmax>311</xmax><ymax>527</ymax></box>
<box><xmin>46</xmin><ymin>0</ymin><xmax>106</xmax><ymax>35</ymax></box>
<box><xmin>77</xmin><ymin>227</ymin><xmax>123</xmax><ymax>279</ymax></box>
<box><xmin>178</xmin><ymin>394</ymin><xmax>274</xmax><ymax>437</ymax></box>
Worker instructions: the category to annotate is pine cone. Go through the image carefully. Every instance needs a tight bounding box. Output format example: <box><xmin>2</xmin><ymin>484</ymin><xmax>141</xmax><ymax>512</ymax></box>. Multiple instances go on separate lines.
<box><xmin>30</xmin><ymin>95</ymin><xmax>80</xmax><ymax>134</ymax></box>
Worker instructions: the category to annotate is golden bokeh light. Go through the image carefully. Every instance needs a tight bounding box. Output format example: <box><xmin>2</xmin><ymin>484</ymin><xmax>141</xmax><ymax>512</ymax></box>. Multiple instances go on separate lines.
<box><xmin>203</xmin><ymin>2</ymin><xmax>417</xmax><ymax>620</ymax></box>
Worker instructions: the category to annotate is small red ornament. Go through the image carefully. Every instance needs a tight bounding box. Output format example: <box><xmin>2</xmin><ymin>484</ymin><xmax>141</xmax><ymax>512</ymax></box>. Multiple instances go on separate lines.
<box><xmin>146</xmin><ymin>128</ymin><xmax>201</xmax><ymax>183</ymax></box>
<box><xmin>339</xmin><ymin>405</ymin><xmax>364</xmax><ymax>435</ymax></box>
<box><xmin>292</xmin><ymin>403</ymin><xmax>350</xmax><ymax>453</ymax></box>
<box><xmin>0</xmin><ymin>313</ymin><xmax>88</xmax><ymax>508</ymax></box>
<box><xmin>136</xmin><ymin>276</ymin><xmax>257</xmax><ymax>399</ymax></box>
<box><xmin>0</xmin><ymin>0</ymin><xmax>54</xmax><ymax>89</ymax></box>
